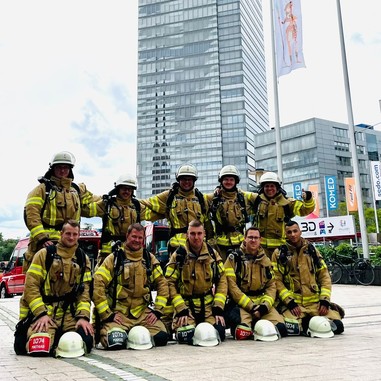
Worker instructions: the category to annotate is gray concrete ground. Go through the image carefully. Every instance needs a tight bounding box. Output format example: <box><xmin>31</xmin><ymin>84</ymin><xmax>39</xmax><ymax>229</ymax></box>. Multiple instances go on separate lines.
<box><xmin>0</xmin><ymin>284</ymin><xmax>380</xmax><ymax>381</ymax></box>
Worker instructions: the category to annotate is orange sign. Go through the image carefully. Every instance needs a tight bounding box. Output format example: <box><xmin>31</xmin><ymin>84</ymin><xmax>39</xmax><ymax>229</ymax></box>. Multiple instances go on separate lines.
<box><xmin>307</xmin><ymin>184</ymin><xmax>320</xmax><ymax>218</ymax></box>
<box><xmin>345</xmin><ymin>177</ymin><xmax>358</xmax><ymax>212</ymax></box>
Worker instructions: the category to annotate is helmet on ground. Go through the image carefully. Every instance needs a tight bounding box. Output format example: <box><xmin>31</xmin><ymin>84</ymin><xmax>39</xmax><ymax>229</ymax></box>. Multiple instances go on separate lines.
<box><xmin>218</xmin><ymin>165</ymin><xmax>240</xmax><ymax>184</ymax></box>
<box><xmin>107</xmin><ymin>327</ymin><xmax>128</xmax><ymax>349</ymax></box>
<box><xmin>235</xmin><ymin>324</ymin><xmax>253</xmax><ymax>340</ymax></box>
<box><xmin>49</xmin><ymin>151</ymin><xmax>76</xmax><ymax>168</ymax></box>
<box><xmin>114</xmin><ymin>173</ymin><xmax>137</xmax><ymax>190</ymax></box>
<box><xmin>259</xmin><ymin>172</ymin><xmax>281</xmax><ymax>186</ymax></box>
<box><xmin>28</xmin><ymin>332</ymin><xmax>51</xmax><ymax>356</ymax></box>
<box><xmin>176</xmin><ymin>164</ymin><xmax>198</xmax><ymax>181</ymax></box>
<box><xmin>307</xmin><ymin>316</ymin><xmax>334</xmax><ymax>338</ymax></box>
<box><xmin>55</xmin><ymin>332</ymin><xmax>85</xmax><ymax>358</ymax></box>
<box><xmin>253</xmin><ymin>320</ymin><xmax>280</xmax><ymax>342</ymax></box>
<box><xmin>192</xmin><ymin>322</ymin><xmax>220</xmax><ymax>347</ymax></box>
<box><xmin>176</xmin><ymin>324</ymin><xmax>196</xmax><ymax>344</ymax></box>
<box><xmin>127</xmin><ymin>326</ymin><xmax>153</xmax><ymax>350</ymax></box>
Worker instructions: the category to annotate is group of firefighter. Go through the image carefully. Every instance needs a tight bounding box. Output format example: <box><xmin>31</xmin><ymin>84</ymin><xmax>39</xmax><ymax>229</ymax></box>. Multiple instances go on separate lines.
<box><xmin>16</xmin><ymin>150</ymin><xmax>344</xmax><ymax>357</ymax></box>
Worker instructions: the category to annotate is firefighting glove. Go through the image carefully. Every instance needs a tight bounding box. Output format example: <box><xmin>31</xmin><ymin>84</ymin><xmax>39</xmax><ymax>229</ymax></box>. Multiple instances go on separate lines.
<box><xmin>319</xmin><ymin>299</ymin><xmax>331</xmax><ymax>309</ymax></box>
<box><xmin>149</xmin><ymin>309</ymin><xmax>163</xmax><ymax>319</ymax></box>
<box><xmin>287</xmin><ymin>300</ymin><xmax>299</xmax><ymax>311</ymax></box>
<box><xmin>175</xmin><ymin>308</ymin><xmax>190</xmax><ymax>318</ymax></box>
<box><xmin>212</xmin><ymin>307</ymin><xmax>224</xmax><ymax>317</ymax></box>
<box><xmin>250</xmin><ymin>304</ymin><xmax>268</xmax><ymax>318</ymax></box>
<box><xmin>102</xmin><ymin>313</ymin><xmax>116</xmax><ymax>323</ymax></box>
<box><xmin>303</xmin><ymin>191</ymin><xmax>312</xmax><ymax>200</ymax></box>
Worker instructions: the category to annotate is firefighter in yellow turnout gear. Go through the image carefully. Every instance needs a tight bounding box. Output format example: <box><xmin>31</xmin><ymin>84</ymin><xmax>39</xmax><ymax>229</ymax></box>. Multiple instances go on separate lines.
<box><xmin>166</xmin><ymin>220</ymin><xmax>227</xmax><ymax>344</ymax></box>
<box><xmin>224</xmin><ymin>227</ymin><xmax>287</xmax><ymax>340</ymax></box>
<box><xmin>16</xmin><ymin>220</ymin><xmax>94</xmax><ymax>356</ymax></box>
<box><xmin>141</xmin><ymin>164</ymin><xmax>212</xmax><ymax>253</ymax></box>
<box><xmin>92</xmin><ymin>223</ymin><xmax>169</xmax><ymax>350</ymax></box>
<box><xmin>251</xmin><ymin>172</ymin><xmax>315</xmax><ymax>258</ymax></box>
<box><xmin>271</xmin><ymin>220</ymin><xmax>344</xmax><ymax>336</ymax></box>
<box><xmin>23</xmin><ymin>151</ymin><xmax>99</xmax><ymax>271</ymax></box>
<box><xmin>206</xmin><ymin>165</ymin><xmax>256</xmax><ymax>262</ymax></box>
<box><xmin>94</xmin><ymin>173</ymin><xmax>163</xmax><ymax>267</ymax></box>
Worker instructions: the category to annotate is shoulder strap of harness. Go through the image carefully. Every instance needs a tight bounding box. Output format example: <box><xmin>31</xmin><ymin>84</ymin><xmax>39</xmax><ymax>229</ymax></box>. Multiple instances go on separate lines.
<box><xmin>131</xmin><ymin>196</ymin><xmax>141</xmax><ymax>223</ymax></box>
<box><xmin>237</xmin><ymin>191</ymin><xmax>249</xmax><ymax>223</ymax></box>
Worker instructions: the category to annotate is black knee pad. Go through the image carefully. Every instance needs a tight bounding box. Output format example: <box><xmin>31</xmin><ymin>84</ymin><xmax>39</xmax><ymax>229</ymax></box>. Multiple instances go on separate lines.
<box><xmin>276</xmin><ymin>322</ymin><xmax>288</xmax><ymax>338</ymax></box>
<box><xmin>332</xmin><ymin>319</ymin><xmax>344</xmax><ymax>335</ymax></box>
<box><xmin>214</xmin><ymin>323</ymin><xmax>226</xmax><ymax>342</ymax></box>
<box><xmin>76</xmin><ymin>326</ymin><xmax>94</xmax><ymax>353</ymax></box>
<box><xmin>153</xmin><ymin>331</ymin><xmax>169</xmax><ymax>347</ymax></box>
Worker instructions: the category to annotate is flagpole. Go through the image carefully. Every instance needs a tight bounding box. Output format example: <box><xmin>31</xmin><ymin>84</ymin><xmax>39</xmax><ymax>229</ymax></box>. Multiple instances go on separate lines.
<box><xmin>270</xmin><ymin>0</ymin><xmax>283</xmax><ymax>182</ymax></box>
<box><xmin>336</xmin><ymin>0</ymin><xmax>369</xmax><ymax>258</ymax></box>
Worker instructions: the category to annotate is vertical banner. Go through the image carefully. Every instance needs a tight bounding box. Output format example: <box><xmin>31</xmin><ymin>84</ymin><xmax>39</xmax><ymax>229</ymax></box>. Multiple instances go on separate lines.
<box><xmin>307</xmin><ymin>184</ymin><xmax>320</xmax><ymax>218</ymax></box>
<box><xmin>325</xmin><ymin>175</ymin><xmax>338</xmax><ymax>211</ymax></box>
<box><xmin>273</xmin><ymin>0</ymin><xmax>306</xmax><ymax>77</ymax></box>
<box><xmin>370</xmin><ymin>161</ymin><xmax>381</xmax><ymax>201</ymax></box>
<box><xmin>345</xmin><ymin>177</ymin><xmax>358</xmax><ymax>212</ymax></box>
<box><xmin>293</xmin><ymin>182</ymin><xmax>302</xmax><ymax>200</ymax></box>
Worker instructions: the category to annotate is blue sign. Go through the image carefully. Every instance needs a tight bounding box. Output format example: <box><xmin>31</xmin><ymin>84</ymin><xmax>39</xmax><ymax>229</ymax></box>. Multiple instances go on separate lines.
<box><xmin>293</xmin><ymin>182</ymin><xmax>302</xmax><ymax>200</ymax></box>
<box><xmin>325</xmin><ymin>175</ymin><xmax>338</xmax><ymax>211</ymax></box>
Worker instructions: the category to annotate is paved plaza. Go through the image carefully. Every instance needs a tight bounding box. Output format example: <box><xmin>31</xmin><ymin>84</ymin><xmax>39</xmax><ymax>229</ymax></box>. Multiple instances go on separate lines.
<box><xmin>0</xmin><ymin>284</ymin><xmax>380</xmax><ymax>381</ymax></box>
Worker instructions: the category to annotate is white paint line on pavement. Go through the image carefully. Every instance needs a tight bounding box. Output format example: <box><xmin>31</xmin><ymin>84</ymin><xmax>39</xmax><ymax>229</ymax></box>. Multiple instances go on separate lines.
<box><xmin>78</xmin><ymin>356</ymin><xmax>148</xmax><ymax>381</ymax></box>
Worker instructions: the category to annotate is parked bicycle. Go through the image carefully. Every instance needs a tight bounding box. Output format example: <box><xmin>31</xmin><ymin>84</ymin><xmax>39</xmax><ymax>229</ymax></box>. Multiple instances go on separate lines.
<box><xmin>326</xmin><ymin>245</ymin><xmax>375</xmax><ymax>286</ymax></box>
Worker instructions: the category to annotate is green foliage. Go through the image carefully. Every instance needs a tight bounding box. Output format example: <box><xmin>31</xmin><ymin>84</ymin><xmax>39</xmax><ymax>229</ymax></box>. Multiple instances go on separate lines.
<box><xmin>0</xmin><ymin>237</ymin><xmax>17</xmax><ymax>261</ymax></box>
<box><xmin>370</xmin><ymin>246</ymin><xmax>381</xmax><ymax>266</ymax></box>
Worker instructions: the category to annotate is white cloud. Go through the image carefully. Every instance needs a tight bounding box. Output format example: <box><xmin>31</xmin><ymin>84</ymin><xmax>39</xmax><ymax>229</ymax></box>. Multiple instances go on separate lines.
<box><xmin>1</xmin><ymin>0</ymin><xmax>380</xmax><ymax>239</ymax></box>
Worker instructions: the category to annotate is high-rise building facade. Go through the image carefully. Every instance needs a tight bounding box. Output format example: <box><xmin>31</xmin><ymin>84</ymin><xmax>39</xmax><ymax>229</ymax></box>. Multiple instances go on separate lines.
<box><xmin>136</xmin><ymin>0</ymin><xmax>269</xmax><ymax>198</ymax></box>
<box><xmin>254</xmin><ymin>117</ymin><xmax>381</xmax><ymax>216</ymax></box>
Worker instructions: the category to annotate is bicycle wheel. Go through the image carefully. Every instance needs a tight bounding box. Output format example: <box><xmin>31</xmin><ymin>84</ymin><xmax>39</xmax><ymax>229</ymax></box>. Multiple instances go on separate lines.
<box><xmin>353</xmin><ymin>260</ymin><xmax>375</xmax><ymax>286</ymax></box>
<box><xmin>327</xmin><ymin>261</ymin><xmax>343</xmax><ymax>284</ymax></box>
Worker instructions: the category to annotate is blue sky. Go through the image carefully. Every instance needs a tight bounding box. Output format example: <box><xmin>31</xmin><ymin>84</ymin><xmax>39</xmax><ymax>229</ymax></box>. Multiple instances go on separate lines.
<box><xmin>0</xmin><ymin>0</ymin><xmax>380</xmax><ymax>239</ymax></box>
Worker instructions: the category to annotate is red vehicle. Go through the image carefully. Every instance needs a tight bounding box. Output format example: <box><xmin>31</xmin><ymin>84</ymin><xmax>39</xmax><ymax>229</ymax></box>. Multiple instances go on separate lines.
<box><xmin>144</xmin><ymin>223</ymin><xmax>170</xmax><ymax>266</ymax></box>
<box><xmin>0</xmin><ymin>229</ymin><xmax>101</xmax><ymax>299</ymax></box>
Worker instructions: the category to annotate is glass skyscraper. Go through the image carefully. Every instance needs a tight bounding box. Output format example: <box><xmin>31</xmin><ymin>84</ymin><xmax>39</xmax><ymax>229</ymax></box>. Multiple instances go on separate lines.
<box><xmin>137</xmin><ymin>0</ymin><xmax>269</xmax><ymax>198</ymax></box>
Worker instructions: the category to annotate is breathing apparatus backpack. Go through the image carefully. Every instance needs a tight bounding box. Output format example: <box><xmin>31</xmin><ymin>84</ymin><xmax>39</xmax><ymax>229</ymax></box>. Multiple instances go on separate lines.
<box><xmin>14</xmin><ymin>245</ymin><xmax>86</xmax><ymax>355</ymax></box>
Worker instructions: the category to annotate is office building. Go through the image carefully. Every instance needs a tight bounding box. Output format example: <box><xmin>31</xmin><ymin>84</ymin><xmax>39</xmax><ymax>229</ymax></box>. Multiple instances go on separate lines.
<box><xmin>254</xmin><ymin>117</ymin><xmax>381</xmax><ymax>216</ymax></box>
<box><xmin>136</xmin><ymin>0</ymin><xmax>269</xmax><ymax>197</ymax></box>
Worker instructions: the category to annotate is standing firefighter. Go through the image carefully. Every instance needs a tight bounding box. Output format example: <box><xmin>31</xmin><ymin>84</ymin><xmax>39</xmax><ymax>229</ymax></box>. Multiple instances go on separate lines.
<box><xmin>141</xmin><ymin>164</ymin><xmax>212</xmax><ymax>254</ymax></box>
<box><xmin>14</xmin><ymin>220</ymin><xmax>94</xmax><ymax>357</ymax></box>
<box><xmin>23</xmin><ymin>151</ymin><xmax>99</xmax><ymax>271</ymax></box>
<box><xmin>92</xmin><ymin>223</ymin><xmax>169</xmax><ymax>350</ymax></box>
<box><xmin>251</xmin><ymin>172</ymin><xmax>315</xmax><ymax>258</ymax></box>
<box><xmin>206</xmin><ymin>165</ymin><xmax>255</xmax><ymax>261</ymax></box>
<box><xmin>165</xmin><ymin>220</ymin><xmax>227</xmax><ymax>346</ymax></box>
<box><xmin>271</xmin><ymin>220</ymin><xmax>344</xmax><ymax>337</ymax></box>
<box><xmin>224</xmin><ymin>227</ymin><xmax>287</xmax><ymax>341</ymax></box>
<box><xmin>94</xmin><ymin>173</ymin><xmax>161</xmax><ymax>266</ymax></box>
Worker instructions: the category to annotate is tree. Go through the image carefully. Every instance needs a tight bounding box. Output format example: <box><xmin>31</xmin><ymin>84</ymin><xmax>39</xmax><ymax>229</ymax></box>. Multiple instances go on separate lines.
<box><xmin>0</xmin><ymin>233</ymin><xmax>17</xmax><ymax>261</ymax></box>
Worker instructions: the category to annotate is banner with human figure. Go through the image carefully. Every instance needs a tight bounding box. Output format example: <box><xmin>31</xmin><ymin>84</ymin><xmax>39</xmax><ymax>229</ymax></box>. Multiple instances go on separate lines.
<box><xmin>273</xmin><ymin>0</ymin><xmax>306</xmax><ymax>77</ymax></box>
<box><xmin>345</xmin><ymin>177</ymin><xmax>358</xmax><ymax>212</ymax></box>
<box><xmin>307</xmin><ymin>184</ymin><xmax>320</xmax><ymax>218</ymax></box>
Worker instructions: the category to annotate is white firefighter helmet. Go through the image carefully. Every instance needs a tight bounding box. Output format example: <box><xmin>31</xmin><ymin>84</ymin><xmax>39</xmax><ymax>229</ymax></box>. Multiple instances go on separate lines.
<box><xmin>175</xmin><ymin>164</ymin><xmax>198</xmax><ymax>181</ymax></box>
<box><xmin>307</xmin><ymin>316</ymin><xmax>334</xmax><ymax>338</ymax></box>
<box><xmin>127</xmin><ymin>326</ymin><xmax>153</xmax><ymax>350</ymax></box>
<box><xmin>259</xmin><ymin>172</ymin><xmax>281</xmax><ymax>186</ymax></box>
<box><xmin>218</xmin><ymin>165</ymin><xmax>240</xmax><ymax>184</ymax></box>
<box><xmin>49</xmin><ymin>151</ymin><xmax>76</xmax><ymax>168</ymax></box>
<box><xmin>192</xmin><ymin>322</ymin><xmax>220</xmax><ymax>347</ymax></box>
<box><xmin>253</xmin><ymin>320</ymin><xmax>280</xmax><ymax>342</ymax></box>
<box><xmin>114</xmin><ymin>173</ymin><xmax>138</xmax><ymax>190</ymax></box>
<box><xmin>55</xmin><ymin>332</ymin><xmax>85</xmax><ymax>358</ymax></box>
